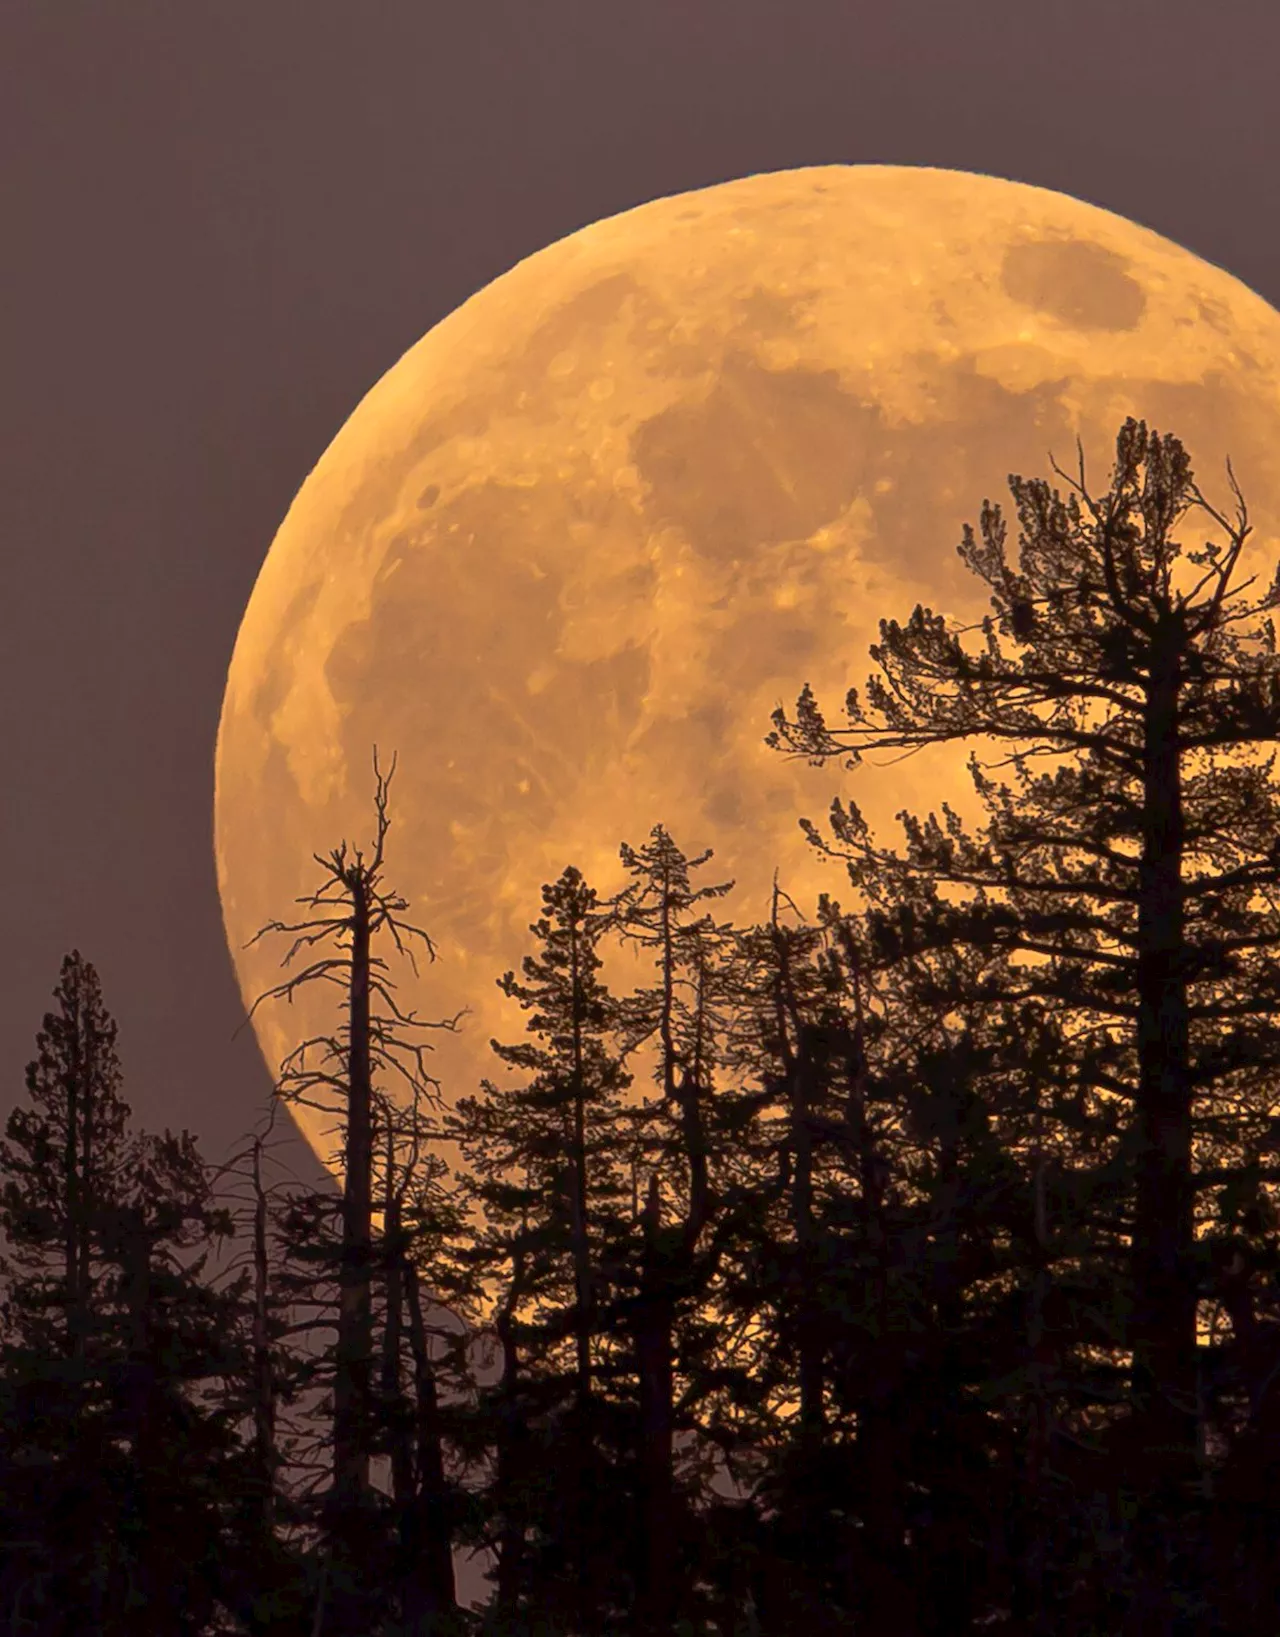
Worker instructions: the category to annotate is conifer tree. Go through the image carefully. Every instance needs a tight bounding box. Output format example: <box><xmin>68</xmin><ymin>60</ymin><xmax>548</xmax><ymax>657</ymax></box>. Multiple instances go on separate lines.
<box><xmin>832</xmin><ymin>902</ymin><xmax>1046</xmax><ymax>1637</ymax></box>
<box><xmin>771</xmin><ymin>419</ymin><xmax>1280</xmax><ymax>1630</ymax></box>
<box><xmin>449</xmin><ymin>865</ymin><xmax>633</xmax><ymax>1635</ymax></box>
<box><xmin>610</xmin><ymin>826</ymin><xmax>735</xmax><ymax>1633</ymax></box>
<box><xmin>94</xmin><ymin>1126</ymin><xmax>247</xmax><ymax>1636</ymax></box>
<box><xmin>715</xmin><ymin>877</ymin><xmax>1105</xmax><ymax>1634</ymax></box>
<box><xmin>0</xmin><ymin>950</ymin><xmax>131</xmax><ymax>1359</ymax></box>
<box><xmin>0</xmin><ymin>953</ymin><xmax>267</xmax><ymax>1635</ymax></box>
<box><xmin>712</xmin><ymin>889</ymin><xmax>851</xmax><ymax>1629</ymax></box>
<box><xmin>449</xmin><ymin>1170</ymin><xmax>543</xmax><ymax>1635</ymax></box>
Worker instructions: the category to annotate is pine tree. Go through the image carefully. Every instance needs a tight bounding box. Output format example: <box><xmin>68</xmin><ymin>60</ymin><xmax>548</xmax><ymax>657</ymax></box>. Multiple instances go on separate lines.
<box><xmin>0</xmin><ymin>950</ymin><xmax>131</xmax><ymax>1359</ymax></box>
<box><xmin>834</xmin><ymin>901</ymin><xmax>1045</xmax><ymax>1637</ymax></box>
<box><xmin>449</xmin><ymin>865</ymin><xmax>633</xmax><ymax>1635</ymax></box>
<box><xmin>0</xmin><ymin>953</ymin><xmax>269</xmax><ymax>1635</ymax></box>
<box><xmin>712</xmin><ymin>889</ymin><xmax>855</xmax><ymax>1631</ymax></box>
<box><xmin>715</xmin><ymin>874</ymin><xmax>1115</xmax><ymax>1634</ymax></box>
<box><xmin>0</xmin><ymin>953</ymin><xmax>134</xmax><ymax>1630</ymax></box>
<box><xmin>94</xmin><ymin>1127</ymin><xmax>248</xmax><ymax>1636</ymax></box>
<box><xmin>770</xmin><ymin>419</ymin><xmax>1280</xmax><ymax>1630</ymax></box>
<box><xmin>610</xmin><ymin>826</ymin><xmax>735</xmax><ymax>1634</ymax></box>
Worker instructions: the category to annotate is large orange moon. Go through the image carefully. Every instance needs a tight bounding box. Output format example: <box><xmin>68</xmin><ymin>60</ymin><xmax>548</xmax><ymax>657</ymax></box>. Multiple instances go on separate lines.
<box><xmin>215</xmin><ymin>164</ymin><xmax>1280</xmax><ymax>1174</ymax></box>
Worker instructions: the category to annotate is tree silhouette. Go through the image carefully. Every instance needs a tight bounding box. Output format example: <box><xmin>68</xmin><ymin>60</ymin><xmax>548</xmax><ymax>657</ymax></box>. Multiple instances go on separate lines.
<box><xmin>610</xmin><ymin>825</ymin><xmax>735</xmax><ymax>1634</ymax></box>
<box><xmin>1</xmin><ymin>951</ymin><xmax>132</xmax><ymax>1361</ymax></box>
<box><xmin>205</xmin><ymin>1094</ymin><xmax>324</xmax><ymax>1635</ymax></box>
<box><xmin>0</xmin><ymin>954</ymin><xmax>265</xmax><ymax>1635</ymax></box>
<box><xmin>772</xmin><ymin>418</ymin><xmax>1280</xmax><ymax>1631</ymax></box>
<box><xmin>370</xmin><ymin>1081</ymin><xmax>476</xmax><ymax>1634</ymax></box>
<box><xmin>449</xmin><ymin>864</ymin><xmax>633</xmax><ymax>1635</ymax></box>
<box><xmin>13</xmin><ymin>423</ymin><xmax>1280</xmax><ymax>1634</ymax></box>
<box><xmin>245</xmin><ymin>749</ymin><xmax>460</xmax><ymax>1635</ymax></box>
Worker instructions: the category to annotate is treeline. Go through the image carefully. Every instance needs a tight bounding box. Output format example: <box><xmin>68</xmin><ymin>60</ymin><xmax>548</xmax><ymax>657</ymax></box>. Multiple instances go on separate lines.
<box><xmin>5</xmin><ymin>420</ymin><xmax>1280</xmax><ymax>1635</ymax></box>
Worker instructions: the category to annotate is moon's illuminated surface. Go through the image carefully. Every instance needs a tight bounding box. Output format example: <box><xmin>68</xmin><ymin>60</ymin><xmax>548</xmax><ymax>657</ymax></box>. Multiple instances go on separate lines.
<box><xmin>216</xmin><ymin>164</ymin><xmax>1280</xmax><ymax>1173</ymax></box>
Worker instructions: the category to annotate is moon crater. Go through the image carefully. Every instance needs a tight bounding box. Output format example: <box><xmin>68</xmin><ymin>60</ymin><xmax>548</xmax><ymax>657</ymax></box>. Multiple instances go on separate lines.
<box><xmin>1001</xmin><ymin>237</ymin><xmax>1148</xmax><ymax>331</ymax></box>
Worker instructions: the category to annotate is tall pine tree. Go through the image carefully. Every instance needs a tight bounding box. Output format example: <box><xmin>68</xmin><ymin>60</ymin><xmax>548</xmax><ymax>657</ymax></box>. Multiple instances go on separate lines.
<box><xmin>450</xmin><ymin>865</ymin><xmax>633</xmax><ymax>1636</ymax></box>
<box><xmin>0</xmin><ymin>953</ymin><xmax>264</xmax><ymax>1635</ymax></box>
<box><xmin>771</xmin><ymin>419</ymin><xmax>1280</xmax><ymax>1631</ymax></box>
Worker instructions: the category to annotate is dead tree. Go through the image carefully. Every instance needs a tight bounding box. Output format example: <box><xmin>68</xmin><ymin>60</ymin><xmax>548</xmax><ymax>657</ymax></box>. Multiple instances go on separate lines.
<box><xmin>244</xmin><ymin>748</ymin><xmax>459</xmax><ymax>1632</ymax></box>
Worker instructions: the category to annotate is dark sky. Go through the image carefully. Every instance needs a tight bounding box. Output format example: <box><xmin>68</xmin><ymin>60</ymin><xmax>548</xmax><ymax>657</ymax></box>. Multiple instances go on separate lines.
<box><xmin>4</xmin><ymin>0</ymin><xmax>1280</xmax><ymax>1184</ymax></box>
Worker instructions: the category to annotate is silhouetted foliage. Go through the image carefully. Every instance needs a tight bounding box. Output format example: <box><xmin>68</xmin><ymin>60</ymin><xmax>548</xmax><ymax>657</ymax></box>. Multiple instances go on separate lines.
<box><xmin>772</xmin><ymin>419</ymin><xmax>1280</xmax><ymax>1633</ymax></box>
<box><xmin>608</xmin><ymin>827</ymin><xmax>736</xmax><ymax>1635</ymax></box>
<box><xmin>10</xmin><ymin>422</ymin><xmax>1280</xmax><ymax>1636</ymax></box>
<box><xmin>448</xmin><ymin>865</ymin><xmax>635</xmax><ymax>1636</ymax></box>
<box><xmin>0</xmin><ymin>954</ymin><xmax>271</xmax><ymax>1635</ymax></box>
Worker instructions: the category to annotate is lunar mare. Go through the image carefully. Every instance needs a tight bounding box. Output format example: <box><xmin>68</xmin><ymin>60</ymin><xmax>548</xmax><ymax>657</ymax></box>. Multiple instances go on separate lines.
<box><xmin>215</xmin><ymin>164</ymin><xmax>1280</xmax><ymax>1176</ymax></box>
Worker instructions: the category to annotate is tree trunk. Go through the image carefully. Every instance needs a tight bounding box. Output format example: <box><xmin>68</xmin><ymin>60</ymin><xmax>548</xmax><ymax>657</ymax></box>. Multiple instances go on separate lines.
<box><xmin>838</xmin><ymin>931</ymin><xmax>916</xmax><ymax>1637</ymax></box>
<box><xmin>250</xmin><ymin>1133</ymin><xmax>278</xmax><ymax>1535</ymax></box>
<box><xmin>634</xmin><ymin>1174</ymin><xmax>676</xmax><ymax>1637</ymax></box>
<box><xmin>381</xmin><ymin>1133</ymin><xmax>414</xmax><ymax>1516</ymax></box>
<box><xmin>1010</xmin><ymin>1153</ymin><xmax>1051</xmax><ymax>1634</ymax></box>
<box><xmin>1124</xmin><ymin>633</ymin><xmax>1198</xmax><ymax>1631</ymax></box>
<box><xmin>492</xmin><ymin>1289</ymin><xmax>528</xmax><ymax>1622</ymax></box>
<box><xmin>568</xmin><ymin>919</ymin><xmax>594</xmax><ymax>1418</ymax></box>
<box><xmin>62</xmin><ymin>991</ymin><xmax>80</xmax><ymax>1357</ymax></box>
<box><xmin>402</xmin><ymin>1258</ymin><xmax>458</xmax><ymax>1629</ymax></box>
<box><xmin>565</xmin><ymin>921</ymin><xmax>600</xmax><ymax>1634</ymax></box>
<box><xmin>120</xmin><ymin>1213</ymin><xmax>177</xmax><ymax>1635</ymax></box>
<box><xmin>71</xmin><ymin>1009</ymin><xmax>97</xmax><ymax>1364</ymax></box>
<box><xmin>327</xmin><ymin>875</ymin><xmax>376</xmax><ymax>1632</ymax></box>
<box><xmin>791</xmin><ymin>1045</ymin><xmax>824</xmax><ymax>1451</ymax></box>
<box><xmin>79</xmin><ymin>1025</ymin><xmax>94</xmax><ymax>1334</ymax></box>
<box><xmin>334</xmin><ymin>877</ymin><xmax>374</xmax><ymax>1508</ymax></box>
<box><xmin>771</xmin><ymin>901</ymin><xmax>824</xmax><ymax>1450</ymax></box>
<box><xmin>920</xmin><ymin>1131</ymin><xmax>976</xmax><ymax>1637</ymax></box>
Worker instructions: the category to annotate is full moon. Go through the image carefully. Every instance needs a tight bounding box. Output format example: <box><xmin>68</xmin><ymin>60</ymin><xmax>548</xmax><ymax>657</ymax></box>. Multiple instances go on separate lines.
<box><xmin>216</xmin><ymin>164</ymin><xmax>1280</xmax><ymax>1173</ymax></box>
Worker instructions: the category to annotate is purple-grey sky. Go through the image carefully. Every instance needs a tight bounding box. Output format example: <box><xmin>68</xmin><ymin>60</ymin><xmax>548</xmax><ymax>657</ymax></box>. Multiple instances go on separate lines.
<box><xmin>3</xmin><ymin>0</ymin><xmax>1280</xmax><ymax>1183</ymax></box>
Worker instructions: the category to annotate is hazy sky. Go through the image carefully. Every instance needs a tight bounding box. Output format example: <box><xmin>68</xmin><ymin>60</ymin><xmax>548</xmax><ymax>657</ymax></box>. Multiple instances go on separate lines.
<box><xmin>3</xmin><ymin>0</ymin><xmax>1279</xmax><ymax>1184</ymax></box>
